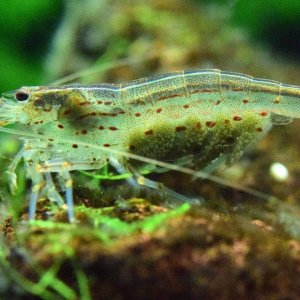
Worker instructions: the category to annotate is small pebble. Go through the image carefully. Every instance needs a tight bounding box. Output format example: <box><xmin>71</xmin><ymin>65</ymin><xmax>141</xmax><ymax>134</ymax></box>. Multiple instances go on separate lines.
<box><xmin>269</xmin><ymin>162</ymin><xmax>289</xmax><ymax>182</ymax></box>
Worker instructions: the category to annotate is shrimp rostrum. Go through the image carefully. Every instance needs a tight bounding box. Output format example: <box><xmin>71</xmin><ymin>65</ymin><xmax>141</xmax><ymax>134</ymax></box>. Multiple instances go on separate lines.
<box><xmin>1</xmin><ymin>69</ymin><xmax>299</xmax><ymax>222</ymax></box>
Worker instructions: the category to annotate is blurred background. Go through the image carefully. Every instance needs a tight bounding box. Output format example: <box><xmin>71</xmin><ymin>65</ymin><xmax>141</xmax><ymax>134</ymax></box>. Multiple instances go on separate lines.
<box><xmin>0</xmin><ymin>0</ymin><xmax>63</xmax><ymax>90</ymax></box>
<box><xmin>1</xmin><ymin>0</ymin><xmax>300</xmax><ymax>92</ymax></box>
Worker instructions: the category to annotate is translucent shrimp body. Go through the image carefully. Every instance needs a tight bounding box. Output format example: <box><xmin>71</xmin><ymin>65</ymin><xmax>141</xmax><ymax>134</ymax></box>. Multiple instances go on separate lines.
<box><xmin>1</xmin><ymin>69</ymin><xmax>300</xmax><ymax>222</ymax></box>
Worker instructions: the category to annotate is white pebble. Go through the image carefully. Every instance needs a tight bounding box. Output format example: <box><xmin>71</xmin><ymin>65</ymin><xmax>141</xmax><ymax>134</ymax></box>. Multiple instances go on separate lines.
<box><xmin>269</xmin><ymin>162</ymin><xmax>289</xmax><ymax>182</ymax></box>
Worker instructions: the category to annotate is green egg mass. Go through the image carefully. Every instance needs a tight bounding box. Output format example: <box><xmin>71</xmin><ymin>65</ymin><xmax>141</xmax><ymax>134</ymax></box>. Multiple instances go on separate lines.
<box><xmin>128</xmin><ymin>111</ymin><xmax>269</xmax><ymax>170</ymax></box>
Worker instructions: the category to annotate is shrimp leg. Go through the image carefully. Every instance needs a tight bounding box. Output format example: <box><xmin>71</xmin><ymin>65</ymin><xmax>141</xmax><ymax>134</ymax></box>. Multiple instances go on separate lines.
<box><xmin>109</xmin><ymin>156</ymin><xmax>199</xmax><ymax>204</ymax></box>
<box><xmin>5</xmin><ymin>145</ymin><xmax>25</xmax><ymax>194</ymax></box>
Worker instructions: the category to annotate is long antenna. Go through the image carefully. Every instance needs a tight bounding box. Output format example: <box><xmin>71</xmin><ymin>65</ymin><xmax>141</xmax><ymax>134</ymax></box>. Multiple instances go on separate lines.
<box><xmin>49</xmin><ymin>54</ymin><xmax>158</xmax><ymax>86</ymax></box>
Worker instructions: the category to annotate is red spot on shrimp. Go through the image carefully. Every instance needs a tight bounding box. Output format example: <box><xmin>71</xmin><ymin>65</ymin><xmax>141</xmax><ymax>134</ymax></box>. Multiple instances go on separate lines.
<box><xmin>233</xmin><ymin>115</ymin><xmax>242</xmax><ymax>121</ymax></box>
<box><xmin>183</xmin><ymin>104</ymin><xmax>189</xmax><ymax>109</ymax></box>
<box><xmin>145</xmin><ymin>129</ymin><xmax>154</xmax><ymax>135</ymax></box>
<box><xmin>58</xmin><ymin>124</ymin><xmax>64</xmax><ymax>129</ymax></box>
<box><xmin>243</xmin><ymin>99</ymin><xmax>249</xmax><ymax>104</ymax></box>
<box><xmin>98</xmin><ymin>126</ymin><xmax>105</xmax><ymax>130</ymax></box>
<box><xmin>97</xmin><ymin>100</ymin><xmax>103</xmax><ymax>105</ymax></box>
<box><xmin>98</xmin><ymin>112</ymin><xmax>117</xmax><ymax>117</ymax></box>
<box><xmin>81</xmin><ymin>129</ymin><xmax>88</xmax><ymax>134</ymax></box>
<box><xmin>201</xmin><ymin>88</ymin><xmax>213</xmax><ymax>93</ymax></box>
<box><xmin>78</xmin><ymin>101</ymin><xmax>90</xmax><ymax>106</ymax></box>
<box><xmin>256</xmin><ymin>127</ymin><xmax>263</xmax><ymax>132</ymax></box>
<box><xmin>195</xmin><ymin>122</ymin><xmax>201</xmax><ymax>129</ymax></box>
<box><xmin>72</xmin><ymin>144</ymin><xmax>78</xmax><ymax>148</ymax></box>
<box><xmin>206</xmin><ymin>121</ymin><xmax>216</xmax><ymax>128</ymax></box>
<box><xmin>158</xmin><ymin>93</ymin><xmax>180</xmax><ymax>101</ymax></box>
<box><xmin>63</xmin><ymin>109</ymin><xmax>72</xmax><ymax>115</ymax></box>
<box><xmin>175</xmin><ymin>126</ymin><xmax>187</xmax><ymax>132</ymax></box>
<box><xmin>156</xmin><ymin>108</ymin><xmax>162</xmax><ymax>113</ymax></box>
<box><xmin>135</xmin><ymin>113</ymin><xmax>141</xmax><ymax>117</ymax></box>
<box><xmin>103</xmin><ymin>143</ymin><xmax>110</xmax><ymax>147</ymax></box>
<box><xmin>259</xmin><ymin>111</ymin><xmax>268</xmax><ymax>117</ymax></box>
<box><xmin>104</xmin><ymin>101</ymin><xmax>112</xmax><ymax>106</ymax></box>
<box><xmin>109</xmin><ymin>126</ymin><xmax>118</xmax><ymax>131</ymax></box>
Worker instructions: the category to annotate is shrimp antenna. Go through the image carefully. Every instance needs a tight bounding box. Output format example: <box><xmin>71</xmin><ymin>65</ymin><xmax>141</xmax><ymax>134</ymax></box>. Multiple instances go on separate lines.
<box><xmin>49</xmin><ymin>53</ymin><xmax>158</xmax><ymax>86</ymax></box>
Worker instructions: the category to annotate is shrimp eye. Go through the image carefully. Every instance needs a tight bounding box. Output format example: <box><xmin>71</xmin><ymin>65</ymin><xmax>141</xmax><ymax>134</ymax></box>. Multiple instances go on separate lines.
<box><xmin>15</xmin><ymin>91</ymin><xmax>29</xmax><ymax>101</ymax></box>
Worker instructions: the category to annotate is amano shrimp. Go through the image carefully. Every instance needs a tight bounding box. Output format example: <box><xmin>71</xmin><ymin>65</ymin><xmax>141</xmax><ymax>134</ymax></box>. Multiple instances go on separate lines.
<box><xmin>1</xmin><ymin>69</ymin><xmax>300</xmax><ymax>222</ymax></box>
